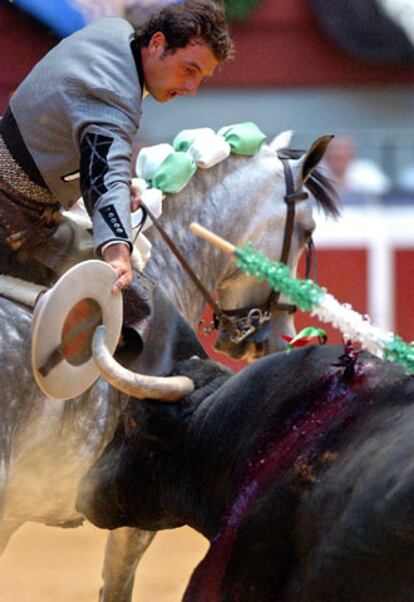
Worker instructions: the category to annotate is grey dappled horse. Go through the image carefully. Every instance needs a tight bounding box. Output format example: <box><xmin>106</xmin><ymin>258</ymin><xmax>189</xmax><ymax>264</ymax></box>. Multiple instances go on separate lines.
<box><xmin>0</xmin><ymin>132</ymin><xmax>337</xmax><ymax>601</ymax></box>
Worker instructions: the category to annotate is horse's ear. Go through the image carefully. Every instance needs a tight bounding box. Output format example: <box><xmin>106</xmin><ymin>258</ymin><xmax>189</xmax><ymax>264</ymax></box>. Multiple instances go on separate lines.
<box><xmin>270</xmin><ymin>130</ymin><xmax>294</xmax><ymax>152</ymax></box>
<box><xmin>296</xmin><ymin>134</ymin><xmax>334</xmax><ymax>187</ymax></box>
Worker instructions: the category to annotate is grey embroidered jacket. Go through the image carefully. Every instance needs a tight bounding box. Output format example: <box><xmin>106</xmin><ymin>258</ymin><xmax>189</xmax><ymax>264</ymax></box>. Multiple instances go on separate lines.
<box><xmin>8</xmin><ymin>17</ymin><xmax>144</xmax><ymax>254</ymax></box>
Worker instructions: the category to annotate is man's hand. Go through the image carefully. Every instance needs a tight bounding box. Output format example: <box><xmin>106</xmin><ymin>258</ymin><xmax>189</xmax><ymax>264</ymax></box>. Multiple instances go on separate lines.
<box><xmin>102</xmin><ymin>243</ymin><xmax>132</xmax><ymax>293</ymax></box>
<box><xmin>130</xmin><ymin>181</ymin><xmax>143</xmax><ymax>212</ymax></box>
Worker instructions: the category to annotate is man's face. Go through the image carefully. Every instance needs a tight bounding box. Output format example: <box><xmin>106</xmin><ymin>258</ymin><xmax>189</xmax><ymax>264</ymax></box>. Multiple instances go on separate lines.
<box><xmin>142</xmin><ymin>32</ymin><xmax>219</xmax><ymax>102</ymax></box>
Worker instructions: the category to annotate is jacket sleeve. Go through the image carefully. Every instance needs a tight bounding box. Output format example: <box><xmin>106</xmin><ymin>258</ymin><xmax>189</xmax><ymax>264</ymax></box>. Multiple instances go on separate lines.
<box><xmin>75</xmin><ymin>91</ymin><xmax>138</xmax><ymax>256</ymax></box>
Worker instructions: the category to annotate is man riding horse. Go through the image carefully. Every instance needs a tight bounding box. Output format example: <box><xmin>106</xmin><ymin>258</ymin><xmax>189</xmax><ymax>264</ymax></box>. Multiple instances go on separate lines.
<box><xmin>0</xmin><ymin>0</ymin><xmax>233</xmax><ymax>289</ymax></box>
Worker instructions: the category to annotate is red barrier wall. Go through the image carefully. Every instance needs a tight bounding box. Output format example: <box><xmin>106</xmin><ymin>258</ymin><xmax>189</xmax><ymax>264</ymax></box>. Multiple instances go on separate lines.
<box><xmin>395</xmin><ymin>249</ymin><xmax>414</xmax><ymax>341</ymax></box>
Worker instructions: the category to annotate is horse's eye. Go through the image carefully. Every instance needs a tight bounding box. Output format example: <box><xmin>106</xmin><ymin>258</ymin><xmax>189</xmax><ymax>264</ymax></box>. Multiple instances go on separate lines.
<box><xmin>304</xmin><ymin>229</ymin><xmax>314</xmax><ymax>242</ymax></box>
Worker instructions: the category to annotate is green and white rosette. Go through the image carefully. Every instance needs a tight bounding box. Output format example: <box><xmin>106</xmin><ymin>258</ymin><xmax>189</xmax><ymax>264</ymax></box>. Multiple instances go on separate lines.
<box><xmin>132</xmin><ymin>123</ymin><xmax>267</xmax><ymax>265</ymax></box>
<box><xmin>235</xmin><ymin>244</ymin><xmax>414</xmax><ymax>372</ymax></box>
<box><xmin>136</xmin><ymin>122</ymin><xmax>267</xmax><ymax>194</ymax></box>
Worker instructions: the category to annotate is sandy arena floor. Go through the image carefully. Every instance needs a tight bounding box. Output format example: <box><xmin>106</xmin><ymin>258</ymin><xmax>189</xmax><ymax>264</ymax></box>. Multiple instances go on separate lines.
<box><xmin>0</xmin><ymin>522</ymin><xmax>208</xmax><ymax>601</ymax></box>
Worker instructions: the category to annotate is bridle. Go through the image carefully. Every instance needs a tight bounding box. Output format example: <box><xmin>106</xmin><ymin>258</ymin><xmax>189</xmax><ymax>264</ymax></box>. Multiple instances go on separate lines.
<box><xmin>215</xmin><ymin>152</ymin><xmax>315</xmax><ymax>344</ymax></box>
<box><xmin>142</xmin><ymin>151</ymin><xmax>315</xmax><ymax>345</ymax></box>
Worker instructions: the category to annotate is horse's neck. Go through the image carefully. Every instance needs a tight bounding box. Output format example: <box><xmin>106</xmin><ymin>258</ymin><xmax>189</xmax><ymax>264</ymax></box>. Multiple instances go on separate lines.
<box><xmin>144</xmin><ymin>202</ymin><xmax>230</xmax><ymax>328</ymax></box>
<box><xmin>144</xmin><ymin>159</ymin><xmax>258</xmax><ymax>328</ymax></box>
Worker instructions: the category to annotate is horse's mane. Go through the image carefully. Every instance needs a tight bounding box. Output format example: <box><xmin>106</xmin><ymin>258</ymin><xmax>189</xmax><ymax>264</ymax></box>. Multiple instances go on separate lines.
<box><xmin>153</xmin><ymin>141</ymin><xmax>340</xmax><ymax>227</ymax></box>
<box><xmin>278</xmin><ymin>148</ymin><xmax>340</xmax><ymax>218</ymax></box>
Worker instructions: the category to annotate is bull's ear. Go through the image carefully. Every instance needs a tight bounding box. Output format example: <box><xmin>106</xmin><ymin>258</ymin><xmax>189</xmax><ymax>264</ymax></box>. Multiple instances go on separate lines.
<box><xmin>293</xmin><ymin>134</ymin><xmax>334</xmax><ymax>189</ymax></box>
<box><xmin>126</xmin><ymin>398</ymin><xmax>195</xmax><ymax>445</ymax></box>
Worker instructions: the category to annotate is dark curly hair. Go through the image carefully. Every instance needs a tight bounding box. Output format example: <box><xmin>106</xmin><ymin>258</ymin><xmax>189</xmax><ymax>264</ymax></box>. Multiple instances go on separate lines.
<box><xmin>135</xmin><ymin>0</ymin><xmax>234</xmax><ymax>63</ymax></box>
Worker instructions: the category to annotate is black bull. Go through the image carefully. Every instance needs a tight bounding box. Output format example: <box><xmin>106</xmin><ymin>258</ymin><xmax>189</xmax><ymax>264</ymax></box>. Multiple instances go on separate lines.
<box><xmin>78</xmin><ymin>313</ymin><xmax>414</xmax><ymax>601</ymax></box>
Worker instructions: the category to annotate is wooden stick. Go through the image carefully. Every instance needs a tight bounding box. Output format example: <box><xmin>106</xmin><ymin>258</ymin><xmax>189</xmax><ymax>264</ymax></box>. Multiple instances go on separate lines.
<box><xmin>189</xmin><ymin>222</ymin><xmax>236</xmax><ymax>255</ymax></box>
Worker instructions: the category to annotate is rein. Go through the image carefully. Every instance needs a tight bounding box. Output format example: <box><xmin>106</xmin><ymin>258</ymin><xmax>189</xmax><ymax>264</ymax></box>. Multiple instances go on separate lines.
<box><xmin>144</xmin><ymin>204</ymin><xmax>222</xmax><ymax>317</ymax></box>
<box><xmin>144</xmin><ymin>153</ymin><xmax>314</xmax><ymax>344</ymax></box>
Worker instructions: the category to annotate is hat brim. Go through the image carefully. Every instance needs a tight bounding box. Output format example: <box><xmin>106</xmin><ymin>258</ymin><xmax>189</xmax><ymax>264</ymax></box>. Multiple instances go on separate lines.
<box><xmin>32</xmin><ymin>260</ymin><xmax>123</xmax><ymax>401</ymax></box>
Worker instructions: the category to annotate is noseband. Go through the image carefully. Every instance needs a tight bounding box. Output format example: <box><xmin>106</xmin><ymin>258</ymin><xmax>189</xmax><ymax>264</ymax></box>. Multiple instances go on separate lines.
<box><xmin>143</xmin><ymin>152</ymin><xmax>314</xmax><ymax>345</ymax></box>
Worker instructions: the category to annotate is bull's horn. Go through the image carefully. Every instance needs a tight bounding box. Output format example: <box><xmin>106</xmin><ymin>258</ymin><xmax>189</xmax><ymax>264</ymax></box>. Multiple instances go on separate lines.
<box><xmin>92</xmin><ymin>325</ymin><xmax>194</xmax><ymax>402</ymax></box>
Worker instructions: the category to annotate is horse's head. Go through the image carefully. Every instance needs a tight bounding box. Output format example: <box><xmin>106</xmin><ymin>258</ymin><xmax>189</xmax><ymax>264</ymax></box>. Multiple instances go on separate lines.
<box><xmin>213</xmin><ymin>133</ymin><xmax>339</xmax><ymax>362</ymax></box>
<box><xmin>144</xmin><ymin>128</ymin><xmax>338</xmax><ymax>364</ymax></box>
